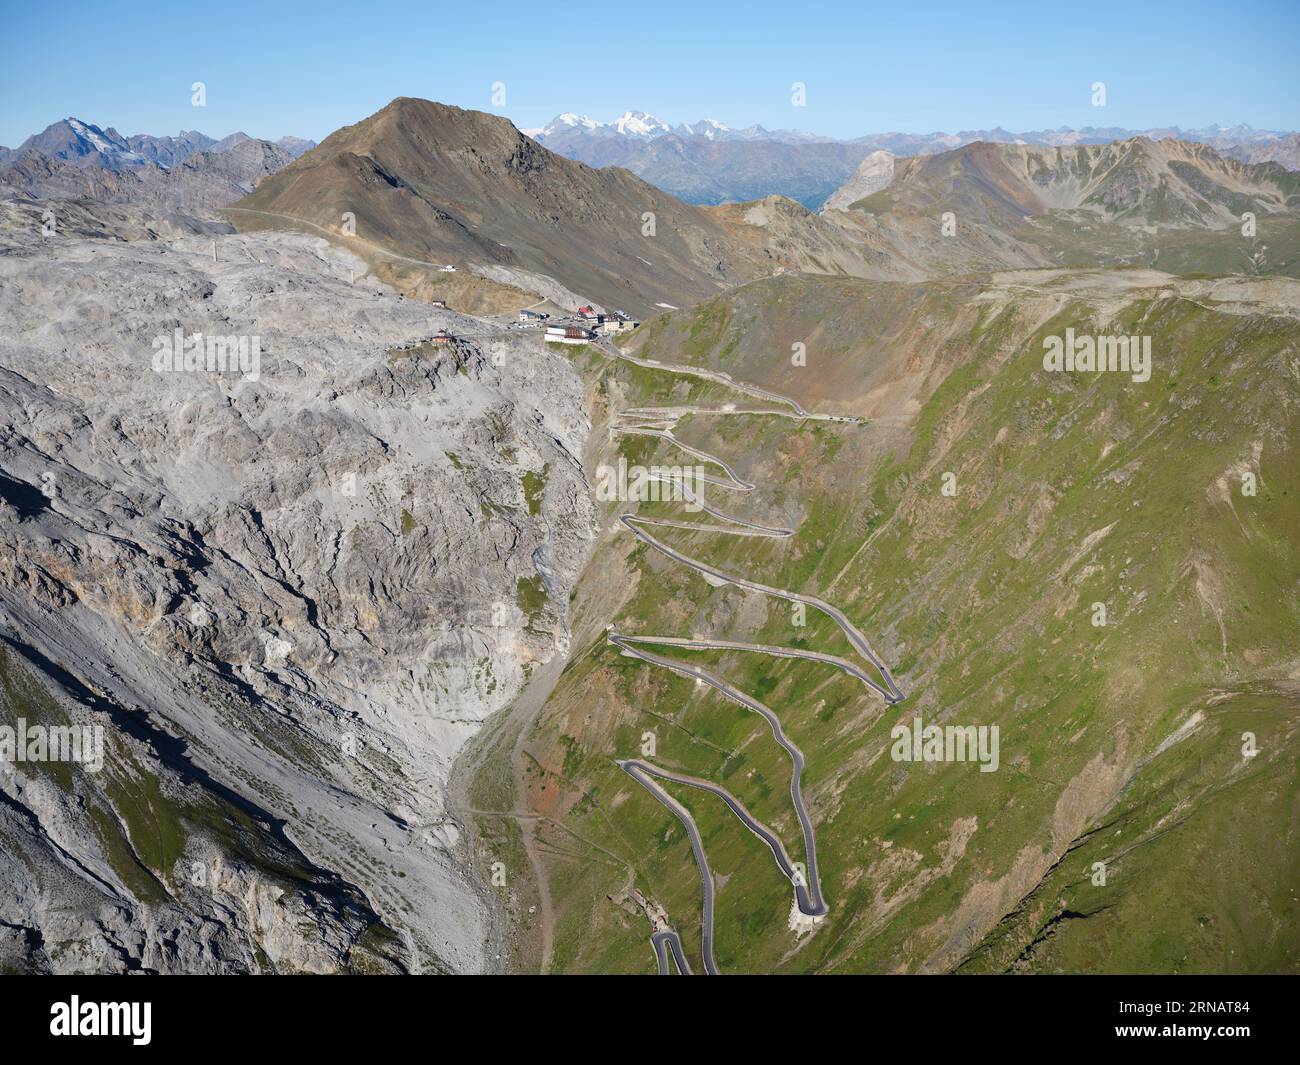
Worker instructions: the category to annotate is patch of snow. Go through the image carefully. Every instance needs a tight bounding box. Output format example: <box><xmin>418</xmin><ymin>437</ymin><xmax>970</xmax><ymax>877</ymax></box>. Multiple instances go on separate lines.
<box><xmin>613</xmin><ymin>110</ymin><xmax>671</xmax><ymax>137</ymax></box>
<box><xmin>66</xmin><ymin>117</ymin><xmax>145</xmax><ymax>164</ymax></box>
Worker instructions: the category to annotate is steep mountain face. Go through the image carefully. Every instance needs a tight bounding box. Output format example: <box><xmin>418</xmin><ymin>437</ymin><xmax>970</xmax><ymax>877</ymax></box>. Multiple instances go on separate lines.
<box><xmin>0</xmin><ymin>205</ymin><xmax>596</xmax><ymax>972</ymax></box>
<box><xmin>231</xmin><ymin>98</ymin><xmax>794</xmax><ymax>317</ymax></box>
<box><xmin>1</xmin><ymin>153</ymin><xmax>151</xmax><ymax>204</ymax></box>
<box><xmin>478</xmin><ymin>268</ymin><xmax>1300</xmax><ymax>974</ymax></box>
<box><xmin>154</xmin><ymin>138</ymin><xmax>296</xmax><ymax>209</ymax></box>
<box><xmin>211</xmin><ymin>132</ymin><xmax>254</xmax><ymax>153</ymax></box>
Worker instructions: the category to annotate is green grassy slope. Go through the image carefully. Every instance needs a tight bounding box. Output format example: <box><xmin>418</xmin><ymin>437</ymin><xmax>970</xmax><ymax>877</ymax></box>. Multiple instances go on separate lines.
<box><xmin>503</xmin><ymin>269</ymin><xmax>1300</xmax><ymax>974</ymax></box>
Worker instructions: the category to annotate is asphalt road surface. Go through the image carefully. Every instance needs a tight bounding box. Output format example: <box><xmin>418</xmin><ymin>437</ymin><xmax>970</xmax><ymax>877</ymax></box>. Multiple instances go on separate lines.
<box><xmin>605</xmin><ymin>346</ymin><xmax>904</xmax><ymax>974</ymax></box>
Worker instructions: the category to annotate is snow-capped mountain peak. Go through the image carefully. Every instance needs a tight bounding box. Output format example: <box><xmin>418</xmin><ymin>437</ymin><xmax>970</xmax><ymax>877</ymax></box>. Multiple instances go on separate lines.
<box><xmin>676</xmin><ymin>118</ymin><xmax>731</xmax><ymax>140</ymax></box>
<box><xmin>18</xmin><ymin>117</ymin><xmax>147</xmax><ymax>170</ymax></box>
<box><xmin>530</xmin><ymin>111</ymin><xmax>813</xmax><ymax>144</ymax></box>
<box><xmin>531</xmin><ymin>110</ymin><xmax>673</xmax><ymax>142</ymax></box>
<box><xmin>528</xmin><ymin>113</ymin><xmax>601</xmax><ymax>139</ymax></box>
<box><xmin>67</xmin><ymin>117</ymin><xmax>129</xmax><ymax>155</ymax></box>
<box><xmin>555</xmin><ymin>112</ymin><xmax>599</xmax><ymax>130</ymax></box>
<box><xmin>612</xmin><ymin>110</ymin><xmax>672</xmax><ymax>137</ymax></box>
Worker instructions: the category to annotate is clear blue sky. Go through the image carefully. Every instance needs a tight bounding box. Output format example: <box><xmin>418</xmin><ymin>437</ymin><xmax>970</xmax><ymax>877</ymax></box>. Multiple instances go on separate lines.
<box><xmin>3</xmin><ymin>0</ymin><xmax>1297</xmax><ymax>146</ymax></box>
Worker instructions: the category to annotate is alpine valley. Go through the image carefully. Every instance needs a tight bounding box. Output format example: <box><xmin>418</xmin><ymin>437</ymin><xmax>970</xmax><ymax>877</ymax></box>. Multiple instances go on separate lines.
<box><xmin>1</xmin><ymin>86</ymin><xmax>1296</xmax><ymax>979</ymax></box>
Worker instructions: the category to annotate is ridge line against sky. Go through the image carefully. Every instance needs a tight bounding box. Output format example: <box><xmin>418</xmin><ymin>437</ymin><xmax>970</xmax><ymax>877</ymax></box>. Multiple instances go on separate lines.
<box><xmin>2</xmin><ymin>0</ymin><xmax>1297</xmax><ymax>148</ymax></box>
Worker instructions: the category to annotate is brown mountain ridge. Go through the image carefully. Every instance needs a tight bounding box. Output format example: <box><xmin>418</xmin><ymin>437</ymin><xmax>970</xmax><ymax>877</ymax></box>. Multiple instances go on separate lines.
<box><xmin>230</xmin><ymin>98</ymin><xmax>787</xmax><ymax>316</ymax></box>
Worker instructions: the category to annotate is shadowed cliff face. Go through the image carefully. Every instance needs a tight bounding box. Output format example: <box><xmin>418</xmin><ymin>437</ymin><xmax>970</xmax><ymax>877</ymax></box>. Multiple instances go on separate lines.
<box><xmin>0</xmin><ymin>206</ymin><xmax>596</xmax><ymax>973</ymax></box>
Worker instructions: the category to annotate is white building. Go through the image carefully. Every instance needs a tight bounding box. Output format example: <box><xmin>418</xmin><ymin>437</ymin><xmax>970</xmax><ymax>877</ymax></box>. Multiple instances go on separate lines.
<box><xmin>545</xmin><ymin>325</ymin><xmax>594</xmax><ymax>345</ymax></box>
<box><xmin>598</xmin><ymin>315</ymin><xmax>638</xmax><ymax>334</ymax></box>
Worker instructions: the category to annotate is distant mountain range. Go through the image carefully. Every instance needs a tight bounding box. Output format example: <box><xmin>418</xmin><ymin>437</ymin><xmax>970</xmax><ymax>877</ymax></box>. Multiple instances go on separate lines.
<box><xmin>7</xmin><ymin>106</ymin><xmax>1299</xmax><ymax>296</ymax></box>
<box><xmin>0</xmin><ymin>118</ymin><xmax>315</xmax><ymax>171</ymax></box>
<box><xmin>528</xmin><ymin>112</ymin><xmax>1300</xmax><ymax>208</ymax></box>
<box><xmin>227</xmin><ymin>99</ymin><xmax>1300</xmax><ymax>318</ymax></box>
<box><xmin>0</xmin><ymin>118</ymin><xmax>315</xmax><ymax>215</ymax></box>
<box><xmin>7</xmin><ymin>113</ymin><xmax>1297</xmax><ymax>217</ymax></box>
<box><xmin>526</xmin><ymin>111</ymin><xmax>836</xmax><ymax>144</ymax></box>
<box><xmin>526</xmin><ymin>113</ymin><xmax>870</xmax><ymax>209</ymax></box>
<box><xmin>530</xmin><ymin>110</ymin><xmax>1300</xmax><ymax>154</ymax></box>
<box><xmin>822</xmin><ymin>136</ymin><xmax>1300</xmax><ymax>280</ymax></box>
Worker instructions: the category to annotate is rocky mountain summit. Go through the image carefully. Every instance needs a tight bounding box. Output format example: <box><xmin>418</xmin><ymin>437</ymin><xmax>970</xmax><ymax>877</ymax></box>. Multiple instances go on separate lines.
<box><xmin>822</xmin><ymin>136</ymin><xmax>1300</xmax><ymax>278</ymax></box>
<box><xmin>233</xmin><ymin>98</ymin><xmax>793</xmax><ymax>316</ymax></box>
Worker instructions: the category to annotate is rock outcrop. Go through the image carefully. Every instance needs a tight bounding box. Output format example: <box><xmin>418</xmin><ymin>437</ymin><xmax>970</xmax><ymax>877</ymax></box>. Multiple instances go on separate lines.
<box><xmin>0</xmin><ymin>203</ymin><xmax>596</xmax><ymax>972</ymax></box>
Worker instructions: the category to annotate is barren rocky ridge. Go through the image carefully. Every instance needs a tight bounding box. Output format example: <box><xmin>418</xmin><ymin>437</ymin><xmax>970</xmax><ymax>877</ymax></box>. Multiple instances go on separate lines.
<box><xmin>0</xmin><ymin>200</ymin><xmax>595</xmax><ymax>972</ymax></box>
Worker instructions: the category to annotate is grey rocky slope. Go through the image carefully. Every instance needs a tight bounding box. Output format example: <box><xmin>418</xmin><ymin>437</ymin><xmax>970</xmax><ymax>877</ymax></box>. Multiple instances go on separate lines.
<box><xmin>0</xmin><ymin>200</ymin><xmax>596</xmax><ymax>972</ymax></box>
<box><xmin>0</xmin><ymin>195</ymin><xmax>231</xmax><ymax>242</ymax></box>
<box><xmin>2</xmin><ymin>138</ymin><xmax>296</xmax><ymax>216</ymax></box>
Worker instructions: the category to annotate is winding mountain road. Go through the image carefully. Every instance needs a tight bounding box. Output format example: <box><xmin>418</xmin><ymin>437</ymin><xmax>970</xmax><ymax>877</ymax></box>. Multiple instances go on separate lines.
<box><xmin>602</xmin><ymin>344</ymin><xmax>904</xmax><ymax>974</ymax></box>
<box><xmin>611</xmin><ymin>639</ymin><xmax>828</xmax><ymax>917</ymax></box>
<box><xmin>651</xmin><ymin>930</ymin><xmax>693</xmax><ymax>975</ymax></box>
<box><xmin>597</xmin><ymin>345</ymin><xmax>811</xmax><ymax>416</ymax></box>
<box><xmin>610</xmin><ymin>632</ymin><xmax>899</xmax><ymax>705</ymax></box>
<box><xmin>619</xmin><ymin>760</ymin><xmax>722</xmax><ymax>976</ymax></box>
<box><xmin>618</xmin><ymin>513</ymin><xmax>905</xmax><ymax>703</ymax></box>
<box><xmin>613</xmin><ymin>424</ymin><xmax>755</xmax><ymax>491</ymax></box>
